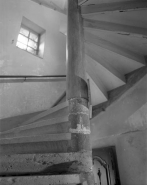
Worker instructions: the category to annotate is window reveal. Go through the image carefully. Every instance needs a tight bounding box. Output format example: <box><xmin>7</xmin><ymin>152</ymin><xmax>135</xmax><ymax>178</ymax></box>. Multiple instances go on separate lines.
<box><xmin>16</xmin><ymin>27</ymin><xmax>39</xmax><ymax>56</ymax></box>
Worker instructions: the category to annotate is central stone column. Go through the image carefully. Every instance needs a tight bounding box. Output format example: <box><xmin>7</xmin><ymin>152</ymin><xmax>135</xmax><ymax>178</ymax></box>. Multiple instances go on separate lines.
<box><xmin>66</xmin><ymin>0</ymin><xmax>95</xmax><ymax>184</ymax></box>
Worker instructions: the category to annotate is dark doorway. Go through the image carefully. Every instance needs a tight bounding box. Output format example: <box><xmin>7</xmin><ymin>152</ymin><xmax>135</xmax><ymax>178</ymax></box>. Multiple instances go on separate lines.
<box><xmin>93</xmin><ymin>146</ymin><xmax>121</xmax><ymax>185</ymax></box>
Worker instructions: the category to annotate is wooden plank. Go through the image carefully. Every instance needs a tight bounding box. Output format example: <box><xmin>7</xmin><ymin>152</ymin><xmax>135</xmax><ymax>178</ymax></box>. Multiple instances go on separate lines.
<box><xmin>92</xmin><ymin>66</ymin><xmax>147</xmax><ymax>118</ymax></box>
<box><xmin>84</xmin><ymin>19</ymin><xmax>147</xmax><ymax>37</ymax></box>
<box><xmin>86</xmin><ymin>73</ymin><xmax>108</xmax><ymax>106</ymax></box>
<box><xmin>0</xmin><ymin>116</ymin><xmax>69</xmax><ymax>136</ymax></box>
<box><xmin>85</xmin><ymin>44</ymin><xmax>126</xmax><ymax>83</ymax></box>
<box><xmin>31</xmin><ymin>0</ymin><xmax>66</xmax><ymax>15</ymax></box>
<box><xmin>0</xmin><ymin>106</ymin><xmax>68</xmax><ymax>133</ymax></box>
<box><xmin>67</xmin><ymin>0</ymin><xmax>87</xmax><ymax>99</ymax></box>
<box><xmin>0</xmin><ymin>133</ymin><xmax>71</xmax><ymax>145</ymax></box>
<box><xmin>0</xmin><ymin>140</ymin><xmax>73</xmax><ymax>155</ymax></box>
<box><xmin>1</xmin><ymin>116</ymin><xmax>68</xmax><ymax>133</ymax></box>
<box><xmin>85</xmin><ymin>31</ymin><xmax>146</xmax><ymax>65</ymax></box>
<box><xmin>0</xmin><ymin>174</ymin><xmax>80</xmax><ymax>185</ymax></box>
<box><xmin>0</xmin><ymin>110</ymin><xmax>45</xmax><ymax>133</ymax></box>
<box><xmin>0</xmin><ymin>76</ymin><xmax>66</xmax><ymax>83</ymax></box>
<box><xmin>21</xmin><ymin>101</ymin><xmax>68</xmax><ymax>126</ymax></box>
<box><xmin>0</xmin><ymin>122</ymin><xmax>70</xmax><ymax>139</ymax></box>
<box><xmin>86</xmin><ymin>61</ymin><xmax>108</xmax><ymax>99</ymax></box>
<box><xmin>81</xmin><ymin>0</ymin><xmax>147</xmax><ymax>14</ymax></box>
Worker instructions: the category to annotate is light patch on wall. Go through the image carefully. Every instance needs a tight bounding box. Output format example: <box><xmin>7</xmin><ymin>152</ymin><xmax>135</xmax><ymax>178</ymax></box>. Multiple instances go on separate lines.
<box><xmin>126</xmin><ymin>103</ymin><xmax>147</xmax><ymax>131</ymax></box>
<box><xmin>0</xmin><ymin>60</ymin><xmax>4</xmax><ymax>67</ymax></box>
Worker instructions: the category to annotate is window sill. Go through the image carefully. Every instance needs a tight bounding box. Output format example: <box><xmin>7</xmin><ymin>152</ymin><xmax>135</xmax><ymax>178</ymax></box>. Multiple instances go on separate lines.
<box><xmin>16</xmin><ymin>46</ymin><xmax>44</xmax><ymax>59</ymax></box>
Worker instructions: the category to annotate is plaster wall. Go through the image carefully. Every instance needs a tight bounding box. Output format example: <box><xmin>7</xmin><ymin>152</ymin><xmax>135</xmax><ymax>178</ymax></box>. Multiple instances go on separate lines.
<box><xmin>0</xmin><ymin>0</ymin><xmax>66</xmax><ymax>119</ymax></box>
<box><xmin>91</xmin><ymin>75</ymin><xmax>147</xmax><ymax>185</ymax></box>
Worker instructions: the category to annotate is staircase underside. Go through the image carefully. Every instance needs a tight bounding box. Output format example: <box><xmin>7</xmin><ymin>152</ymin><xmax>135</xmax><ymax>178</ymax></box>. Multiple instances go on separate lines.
<box><xmin>57</xmin><ymin>0</ymin><xmax>147</xmax><ymax>106</ymax></box>
<box><xmin>0</xmin><ymin>65</ymin><xmax>146</xmax><ymax>154</ymax></box>
<box><xmin>0</xmin><ymin>0</ymin><xmax>147</xmax><ymax>184</ymax></box>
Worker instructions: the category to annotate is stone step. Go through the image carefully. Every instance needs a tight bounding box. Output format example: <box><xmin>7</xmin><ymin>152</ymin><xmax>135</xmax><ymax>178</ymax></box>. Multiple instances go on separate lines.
<box><xmin>0</xmin><ymin>133</ymin><xmax>71</xmax><ymax>145</ymax></box>
<box><xmin>0</xmin><ymin>174</ymin><xmax>80</xmax><ymax>185</ymax></box>
<box><xmin>0</xmin><ymin>116</ymin><xmax>69</xmax><ymax>137</ymax></box>
<box><xmin>0</xmin><ymin>152</ymin><xmax>90</xmax><ymax>175</ymax></box>
<box><xmin>0</xmin><ymin>139</ymin><xmax>73</xmax><ymax>155</ymax></box>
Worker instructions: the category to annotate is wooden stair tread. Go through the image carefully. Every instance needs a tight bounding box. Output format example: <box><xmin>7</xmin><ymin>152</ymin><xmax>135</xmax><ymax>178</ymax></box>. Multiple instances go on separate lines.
<box><xmin>86</xmin><ymin>73</ymin><xmax>107</xmax><ymax>106</ymax></box>
<box><xmin>92</xmin><ymin>66</ymin><xmax>147</xmax><ymax>117</ymax></box>
<box><xmin>83</xmin><ymin>18</ymin><xmax>147</xmax><ymax>37</ymax></box>
<box><xmin>84</xmin><ymin>31</ymin><xmax>145</xmax><ymax>66</ymax></box>
<box><xmin>86</xmin><ymin>54</ymin><xmax>125</xmax><ymax>91</ymax></box>
<box><xmin>21</xmin><ymin>101</ymin><xmax>69</xmax><ymax>126</ymax></box>
<box><xmin>0</xmin><ymin>116</ymin><xmax>69</xmax><ymax>135</ymax></box>
<box><xmin>81</xmin><ymin>1</ymin><xmax>147</xmax><ymax>15</ymax></box>
<box><xmin>0</xmin><ymin>122</ymin><xmax>70</xmax><ymax>139</ymax></box>
<box><xmin>0</xmin><ymin>133</ymin><xmax>71</xmax><ymax>145</ymax></box>
<box><xmin>86</xmin><ymin>43</ymin><xmax>126</xmax><ymax>83</ymax></box>
<box><xmin>0</xmin><ymin>174</ymin><xmax>80</xmax><ymax>185</ymax></box>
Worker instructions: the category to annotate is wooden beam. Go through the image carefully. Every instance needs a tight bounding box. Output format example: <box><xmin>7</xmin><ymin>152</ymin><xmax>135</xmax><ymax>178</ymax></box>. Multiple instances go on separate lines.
<box><xmin>0</xmin><ymin>133</ymin><xmax>71</xmax><ymax>145</ymax></box>
<box><xmin>86</xmin><ymin>59</ymin><xmax>108</xmax><ymax>99</ymax></box>
<box><xmin>85</xmin><ymin>43</ymin><xmax>126</xmax><ymax>83</ymax></box>
<box><xmin>0</xmin><ymin>122</ymin><xmax>70</xmax><ymax>139</ymax></box>
<box><xmin>85</xmin><ymin>31</ymin><xmax>146</xmax><ymax>65</ymax></box>
<box><xmin>0</xmin><ymin>140</ymin><xmax>73</xmax><ymax>155</ymax></box>
<box><xmin>67</xmin><ymin>1</ymin><xmax>87</xmax><ymax>99</ymax></box>
<box><xmin>86</xmin><ymin>73</ymin><xmax>108</xmax><ymax>106</ymax></box>
<box><xmin>0</xmin><ymin>110</ymin><xmax>46</xmax><ymax>133</ymax></box>
<box><xmin>0</xmin><ymin>174</ymin><xmax>81</xmax><ymax>185</ymax></box>
<box><xmin>0</xmin><ymin>116</ymin><xmax>69</xmax><ymax>136</ymax></box>
<box><xmin>31</xmin><ymin>0</ymin><xmax>66</xmax><ymax>14</ymax></box>
<box><xmin>67</xmin><ymin>1</ymin><xmax>95</xmax><ymax>184</ymax></box>
<box><xmin>21</xmin><ymin>101</ymin><xmax>68</xmax><ymax>126</ymax></box>
<box><xmin>84</xmin><ymin>19</ymin><xmax>147</xmax><ymax>37</ymax></box>
<box><xmin>0</xmin><ymin>102</ymin><xmax>68</xmax><ymax>133</ymax></box>
<box><xmin>81</xmin><ymin>0</ymin><xmax>147</xmax><ymax>14</ymax></box>
<box><xmin>92</xmin><ymin>66</ymin><xmax>147</xmax><ymax>118</ymax></box>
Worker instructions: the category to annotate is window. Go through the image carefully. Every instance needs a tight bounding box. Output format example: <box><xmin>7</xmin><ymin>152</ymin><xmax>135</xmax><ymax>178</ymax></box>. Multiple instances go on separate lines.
<box><xmin>16</xmin><ymin>17</ymin><xmax>45</xmax><ymax>58</ymax></box>
<box><xmin>17</xmin><ymin>27</ymin><xmax>39</xmax><ymax>55</ymax></box>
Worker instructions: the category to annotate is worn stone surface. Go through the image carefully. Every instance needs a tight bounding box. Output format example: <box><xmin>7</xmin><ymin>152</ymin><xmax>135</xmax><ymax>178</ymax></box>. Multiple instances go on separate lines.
<box><xmin>0</xmin><ymin>140</ymin><xmax>73</xmax><ymax>155</ymax></box>
<box><xmin>69</xmin><ymin>98</ymin><xmax>90</xmax><ymax>134</ymax></box>
<box><xmin>68</xmin><ymin>98</ymin><xmax>94</xmax><ymax>185</ymax></box>
<box><xmin>0</xmin><ymin>174</ymin><xmax>80</xmax><ymax>185</ymax></box>
<box><xmin>0</xmin><ymin>152</ymin><xmax>92</xmax><ymax>175</ymax></box>
<box><xmin>92</xmin><ymin>66</ymin><xmax>147</xmax><ymax>118</ymax></box>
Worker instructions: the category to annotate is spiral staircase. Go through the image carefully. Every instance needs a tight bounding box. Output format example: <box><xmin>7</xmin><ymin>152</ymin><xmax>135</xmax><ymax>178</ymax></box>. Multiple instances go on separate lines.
<box><xmin>0</xmin><ymin>0</ymin><xmax>147</xmax><ymax>184</ymax></box>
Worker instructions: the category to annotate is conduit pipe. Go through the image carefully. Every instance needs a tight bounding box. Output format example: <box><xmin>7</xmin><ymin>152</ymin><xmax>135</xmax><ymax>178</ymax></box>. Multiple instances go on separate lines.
<box><xmin>0</xmin><ymin>75</ymin><xmax>66</xmax><ymax>83</ymax></box>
